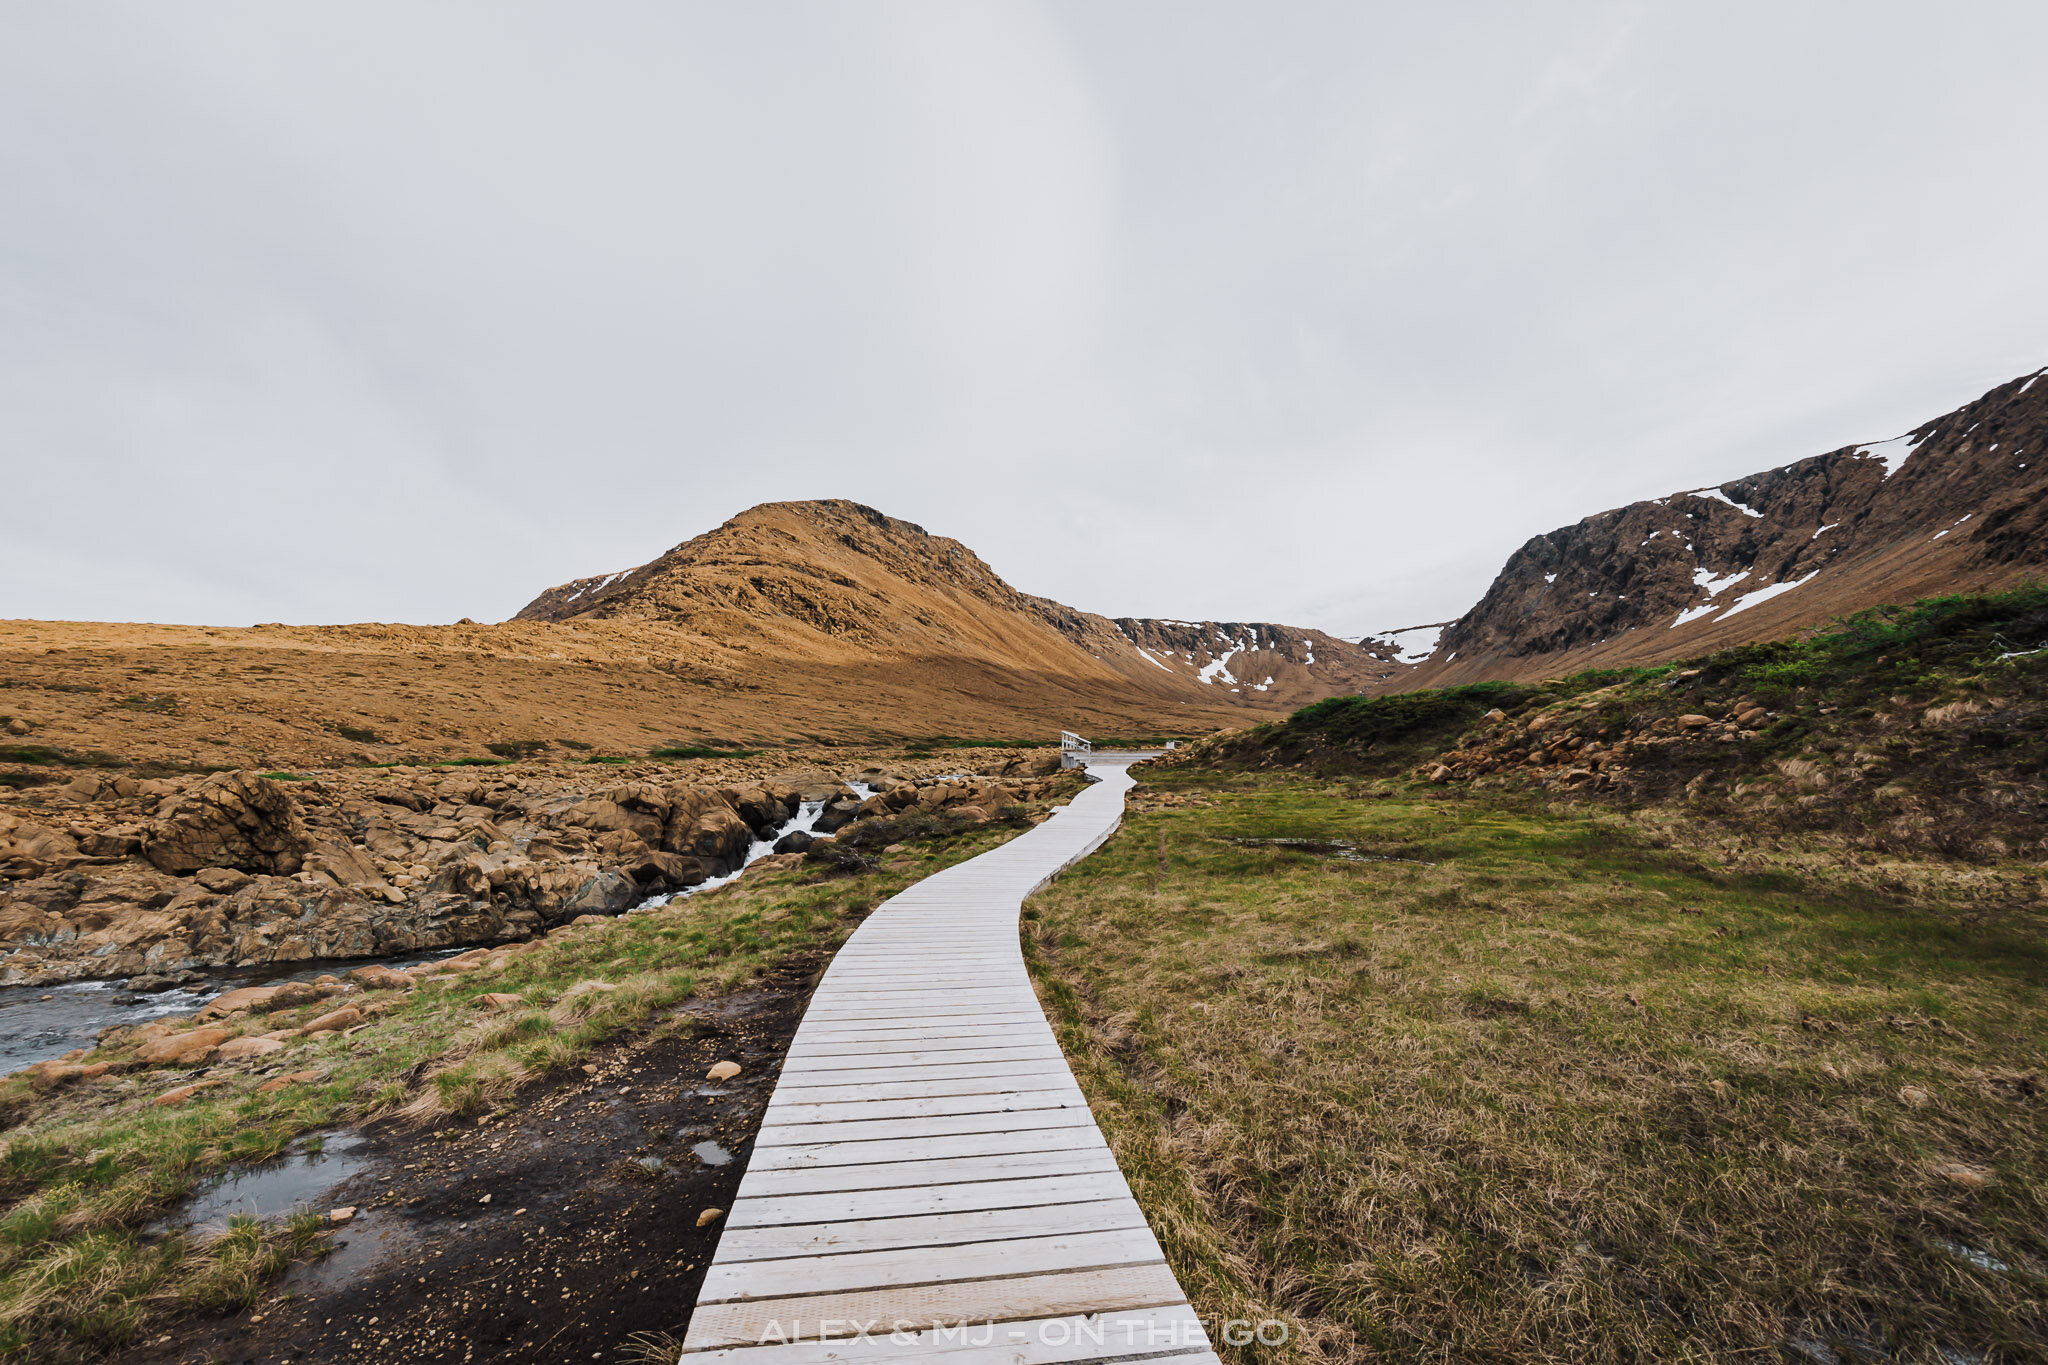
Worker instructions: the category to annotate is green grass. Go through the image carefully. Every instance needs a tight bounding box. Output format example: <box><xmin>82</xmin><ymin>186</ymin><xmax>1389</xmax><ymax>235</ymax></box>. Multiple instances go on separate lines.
<box><xmin>0</xmin><ymin>812</ymin><xmax>1046</xmax><ymax>1361</ymax></box>
<box><xmin>1026</xmin><ymin>770</ymin><xmax>2048</xmax><ymax>1363</ymax></box>
<box><xmin>648</xmin><ymin>746</ymin><xmax>761</xmax><ymax>760</ymax></box>
<box><xmin>1220</xmin><ymin>582</ymin><xmax>2048</xmax><ymax>781</ymax></box>
<box><xmin>0</xmin><ymin>746</ymin><xmax>124</xmax><ymax>770</ymax></box>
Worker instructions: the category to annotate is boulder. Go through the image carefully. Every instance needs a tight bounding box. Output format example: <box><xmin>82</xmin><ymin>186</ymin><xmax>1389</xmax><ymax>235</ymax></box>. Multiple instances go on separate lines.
<box><xmin>142</xmin><ymin>771</ymin><xmax>311</xmax><ymax>876</ymax></box>
<box><xmin>153</xmin><ymin>1079</ymin><xmax>227</xmax><ymax>1107</ymax></box>
<box><xmin>661</xmin><ymin>791</ymin><xmax>752</xmax><ymax>874</ymax></box>
<box><xmin>0</xmin><ymin>815</ymin><xmax>83</xmax><ymax>879</ymax></box>
<box><xmin>302</xmin><ymin>841</ymin><xmax>394</xmax><ymax>895</ymax></box>
<box><xmin>195</xmin><ymin>867</ymin><xmax>252</xmax><ymax>894</ymax></box>
<box><xmin>136</xmin><ymin>1026</ymin><xmax>232</xmax><ymax>1067</ymax></box>
<box><xmin>217</xmin><ymin>1036</ymin><xmax>287</xmax><ymax>1061</ymax></box>
<box><xmin>198</xmin><ymin>985</ymin><xmax>282</xmax><ymax>1020</ymax></box>
<box><xmin>253</xmin><ymin>980</ymin><xmax>339</xmax><ymax>1013</ymax></box>
<box><xmin>563</xmin><ymin>797</ymin><xmax>664</xmax><ymax>846</ymax></box>
<box><xmin>772</xmin><ymin>830</ymin><xmax>815</xmax><ymax>855</ymax></box>
<box><xmin>256</xmin><ymin>1068</ymin><xmax>326</xmax><ymax>1094</ymax></box>
<box><xmin>625</xmin><ymin>850</ymin><xmax>703</xmax><ymax>888</ymax></box>
<box><xmin>1676</xmin><ymin>714</ymin><xmax>1714</xmax><ymax>731</ymax></box>
<box><xmin>719</xmin><ymin>786</ymin><xmax>789</xmax><ymax>834</ymax></box>
<box><xmin>21</xmin><ymin>1059</ymin><xmax>110</xmax><ymax>1090</ymax></box>
<box><xmin>303</xmin><ymin>1006</ymin><xmax>363</xmax><ymax>1034</ymax></box>
<box><xmin>348</xmin><ymin>964</ymin><xmax>415</xmax><ymax>991</ymax></box>
<box><xmin>812</xmin><ymin>796</ymin><xmax>862</xmax><ymax>835</ymax></box>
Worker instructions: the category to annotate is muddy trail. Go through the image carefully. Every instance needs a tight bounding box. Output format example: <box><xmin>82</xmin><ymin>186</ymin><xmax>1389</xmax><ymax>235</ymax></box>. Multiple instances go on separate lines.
<box><xmin>118</xmin><ymin>951</ymin><xmax>827</xmax><ymax>1365</ymax></box>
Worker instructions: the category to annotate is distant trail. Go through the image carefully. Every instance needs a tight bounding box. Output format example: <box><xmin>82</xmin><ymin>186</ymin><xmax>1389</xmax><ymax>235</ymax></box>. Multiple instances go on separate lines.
<box><xmin>679</xmin><ymin>759</ymin><xmax>1219</xmax><ymax>1364</ymax></box>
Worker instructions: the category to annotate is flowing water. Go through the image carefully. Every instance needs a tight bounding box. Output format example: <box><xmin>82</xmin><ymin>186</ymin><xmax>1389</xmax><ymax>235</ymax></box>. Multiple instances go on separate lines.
<box><xmin>2</xmin><ymin>780</ymin><xmax>882</xmax><ymax>1073</ymax></box>
<box><xmin>0</xmin><ymin>946</ymin><xmax>466</xmax><ymax>1075</ymax></box>
<box><xmin>635</xmin><ymin>780</ymin><xmax>877</xmax><ymax>909</ymax></box>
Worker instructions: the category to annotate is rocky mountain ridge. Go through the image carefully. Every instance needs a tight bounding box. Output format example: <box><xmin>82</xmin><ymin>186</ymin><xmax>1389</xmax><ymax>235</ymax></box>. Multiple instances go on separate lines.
<box><xmin>1401</xmin><ymin>367</ymin><xmax>2048</xmax><ymax>685</ymax></box>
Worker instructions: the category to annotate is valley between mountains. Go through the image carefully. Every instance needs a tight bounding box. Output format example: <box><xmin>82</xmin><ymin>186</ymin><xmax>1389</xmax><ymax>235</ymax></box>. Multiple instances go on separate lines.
<box><xmin>0</xmin><ymin>366</ymin><xmax>2044</xmax><ymax>1363</ymax></box>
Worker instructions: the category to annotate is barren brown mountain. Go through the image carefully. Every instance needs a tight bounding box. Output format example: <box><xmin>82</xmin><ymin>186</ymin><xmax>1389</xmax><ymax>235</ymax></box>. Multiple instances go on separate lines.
<box><xmin>0</xmin><ymin>501</ymin><xmax>1392</xmax><ymax>774</ymax></box>
<box><xmin>1388</xmin><ymin>366</ymin><xmax>2048</xmax><ymax>685</ymax></box>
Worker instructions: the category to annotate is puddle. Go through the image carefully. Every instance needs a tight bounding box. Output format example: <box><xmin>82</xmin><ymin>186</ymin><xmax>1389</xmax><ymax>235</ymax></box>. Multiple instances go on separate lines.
<box><xmin>1229</xmin><ymin>837</ymin><xmax>1437</xmax><ymax>866</ymax></box>
<box><xmin>153</xmin><ymin>1131</ymin><xmax>371</xmax><ymax>1234</ymax></box>
<box><xmin>634</xmin><ymin>1156</ymin><xmax>675</xmax><ymax>1177</ymax></box>
<box><xmin>692</xmin><ymin>1140</ymin><xmax>732</xmax><ymax>1167</ymax></box>
<box><xmin>694</xmin><ymin>1086</ymin><xmax>730</xmax><ymax>1098</ymax></box>
<box><xmin>0</xmin><ymin>945</ymin><xmax>469</xmax><ymax>1074</ymax></box>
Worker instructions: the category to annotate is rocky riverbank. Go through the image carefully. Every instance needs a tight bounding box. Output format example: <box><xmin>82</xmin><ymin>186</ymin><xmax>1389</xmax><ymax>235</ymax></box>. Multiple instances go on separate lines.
<box><xmin>0</xmin><ymin>748</ymin><xmax>1063</xmax><ymax>986</ymax></box>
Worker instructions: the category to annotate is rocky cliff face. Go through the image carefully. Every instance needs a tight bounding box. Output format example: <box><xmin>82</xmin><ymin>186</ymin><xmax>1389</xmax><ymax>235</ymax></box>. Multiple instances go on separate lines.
<box><xmin>0</xmin><ymin>752</ymin><xmax>1069</xmax><ymax>985</ymax></box>
<box><xmin>1408</xmin><ymin>368</ymin><xmax>2048</xmax><ymax>683</ymax></box>
<box><xmin>515</xmin><ymin>499</ymin><xmax>1397</xmax><ymax>711</ymax></box>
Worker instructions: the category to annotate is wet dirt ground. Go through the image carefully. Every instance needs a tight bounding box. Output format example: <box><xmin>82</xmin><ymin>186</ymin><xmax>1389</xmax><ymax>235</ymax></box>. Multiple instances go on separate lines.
<box><xmin>118</xmin><ymin>950</ymin><xmax>828</xmax><ymax>1365</ymax></box>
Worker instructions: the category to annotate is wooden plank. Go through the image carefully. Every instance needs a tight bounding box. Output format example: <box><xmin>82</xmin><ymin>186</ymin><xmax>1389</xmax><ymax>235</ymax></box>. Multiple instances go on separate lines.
<box><xmin>712</xmin><ymin>1199</ymin><xmax>1143</xmax><ymax>1259</ymax></box>
<box><xmin>749</xmin><ymin>1107</ymin><xmax>1101</xmax><ymax>1149</ymax></box>
<box><xmin>747</xmin><ymin>1125</ymin><xmax>1106</xmax><ymax>1173</ymax></box>
<box><xmin>783</xmin><ymin>1043</ymin><xmax>1065</xmax><ymax>1067</ymax></box>
<box><xmin>682</xmin><ymin>1263</ymin><xmax>1194</xmax><ymax>1350</ymax></box>
<box><xmin>678</xmin><ymin>1307</ymin><xmax>1213</xmax><ymax>1365</ymax></box>
<box><xmin>736</xmin><ymin>1147</ymin><xmax>1123</xmax><ymax>1199</ymax></box>
<box><xmin>728</xmin><ymin>1168</ymin><xmax>1137</xmax><ymax>1229</ymax></box>
<box><xmin>698</xmin><ymin>1225</ymin><xmax>1166</xmax><ymax>1302</ymax></box>
<box><xmin>763</xmin><ymin>1088</ymin><xmax>1086</xmax><ymax>1127</ymax></box>
<box><xmin>768</xmin><ymin>1068</ymin><xmax>1083</xmax><ymax>1103</ymax></box>
<box><xmin>775</xmin><ymin>1061</ymin><xmax>1077</xmax><ymax>1090</ymax></box>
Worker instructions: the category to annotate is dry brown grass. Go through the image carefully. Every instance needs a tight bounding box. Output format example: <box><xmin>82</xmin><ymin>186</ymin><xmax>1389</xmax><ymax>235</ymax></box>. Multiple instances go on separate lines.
<box><xmin>1027</xmin><ymin>772</ymin><xmax>2048</xmax><ymax>1363</ymax></box>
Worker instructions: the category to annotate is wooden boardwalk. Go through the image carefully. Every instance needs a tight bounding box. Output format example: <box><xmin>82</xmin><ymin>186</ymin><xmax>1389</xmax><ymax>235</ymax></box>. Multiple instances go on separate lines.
<box><xmin>680</xmin><ymin>760</ymin><xmax>1217</xmax><ymax>1364</ymax></box>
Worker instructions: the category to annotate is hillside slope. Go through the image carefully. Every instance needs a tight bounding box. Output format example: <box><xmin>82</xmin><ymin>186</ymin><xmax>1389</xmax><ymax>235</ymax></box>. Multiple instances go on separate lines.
<box><xmin>1400</xmin><ymin>367</ymin><xmax>2048</xmax><ymax>685</ymax></box>
<box><xmin>514</xmin><ymin>500</ymin><xmax>1401</xmax><ymax>709</ymax></box>
<box><xmin>1182</xmin><ymin>582</ymin><xmax>2048</xmax><ymax>861</ymax></box>
<box><xmin>0</xmin><ymin>502</ymin><xmax>1396</xmax><ymax>774</ymax></box>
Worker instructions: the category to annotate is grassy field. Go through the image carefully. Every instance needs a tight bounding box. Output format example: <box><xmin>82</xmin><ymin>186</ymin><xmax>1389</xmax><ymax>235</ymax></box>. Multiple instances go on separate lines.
<box><xmin>0</xmin><ymin>816</ymin><xmax>1041</xmax><ymax>1362</ymax></box>
<box><xmin>1026</xmin><ymin>770</ymin><xmax>2048</xmax><ymax>1363</ymax></box>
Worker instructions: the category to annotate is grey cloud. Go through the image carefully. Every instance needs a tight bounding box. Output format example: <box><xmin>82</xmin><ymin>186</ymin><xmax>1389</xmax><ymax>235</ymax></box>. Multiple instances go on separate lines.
<box><xmin>3</xmin><ymin>1</ymin><xmax>2043</xmax><ymax>634</ymax></box>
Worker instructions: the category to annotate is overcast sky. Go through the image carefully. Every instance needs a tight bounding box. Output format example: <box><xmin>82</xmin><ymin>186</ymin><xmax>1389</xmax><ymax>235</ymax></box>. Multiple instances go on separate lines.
<box><xmin>5</xmin><ymin>2</ymin><xmax>2044</xmax><ymax>637</ymax></box>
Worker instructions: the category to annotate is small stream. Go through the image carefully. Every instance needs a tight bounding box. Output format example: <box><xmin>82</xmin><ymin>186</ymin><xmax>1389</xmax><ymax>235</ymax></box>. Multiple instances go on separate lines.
<box><xmin>0</xmin><ymin>946</ymin><xmax>467</xmax><ymax>1075</ymax></box>
<box><xmin>0</xmin><ymin>781</ymin><xmax>881</xmax><ymax>1074</ymax></box>
<box><xmin>635</xmin><ymin>780</ymin><xmax>876</xmax><ymax>910</ymax></box>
